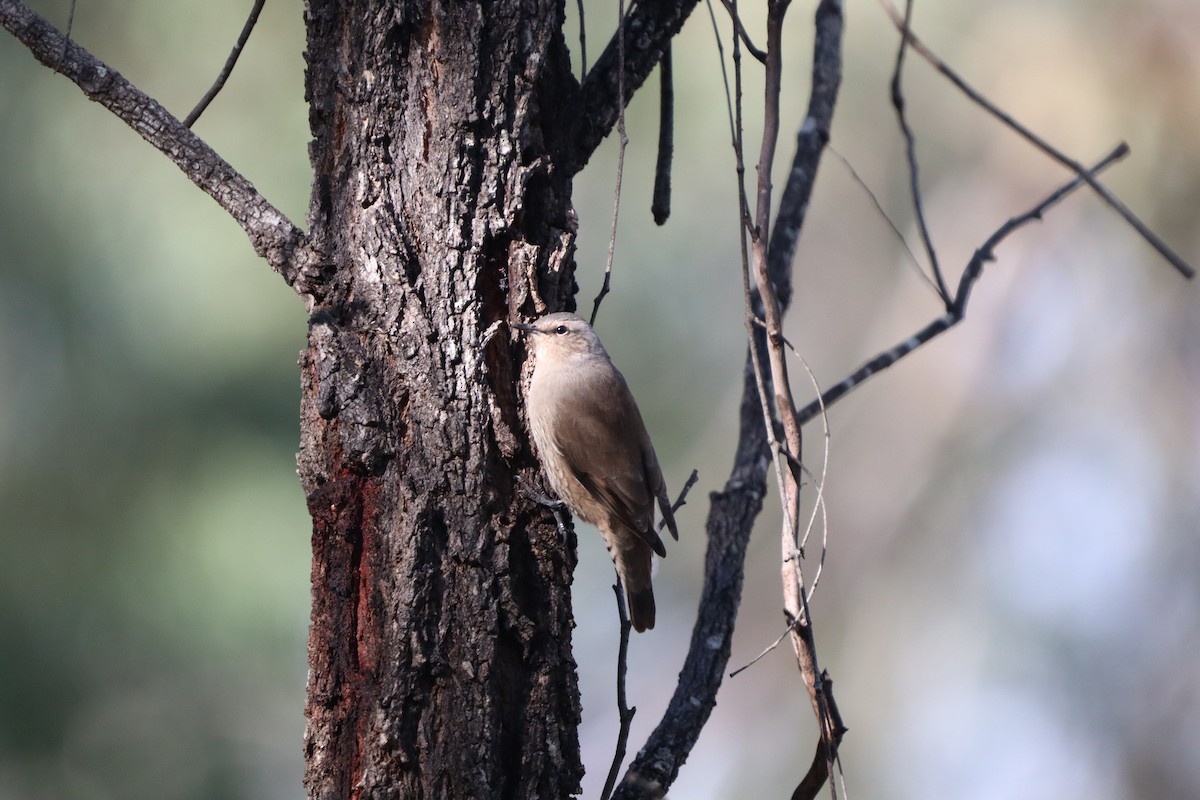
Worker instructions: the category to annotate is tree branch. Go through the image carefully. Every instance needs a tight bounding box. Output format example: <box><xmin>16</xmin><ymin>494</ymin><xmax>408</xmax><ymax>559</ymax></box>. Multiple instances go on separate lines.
<box><xmin>0</xmin><ymin>0</ymin><xmax>320</xmax><ymax>293</ymax></box>
<box><xmin>611</xmin><ymin>2</ymin><xmax>845</xmax><ymax>796</ymax></box>
<box><xmin>766</xmin><ymin>0</ymin><xmax>844</xmax><ymax>306</ymax></box>
<box><xmin>794</xmin><ymin>142</ymin><xmax>1130</xmax><ymax>426</ymax></box>
<box><xmin>599</xmin><ymin>583</ymin><xmax>637</xmax><ymax>800</ymax></box>
<box><xmin>889</xmin><ymin>0</ymin><xmax>951</xmax><ymax>304</ymax></box>
<box><xmin>569</xmin><ymin>0</ymin><xmax>701</xmax><ymax>173</ymax></box>
<box><xmin>876</xmin><ymin>0</ymin><xmax>1194</xmax><ymax>280</ymax></box>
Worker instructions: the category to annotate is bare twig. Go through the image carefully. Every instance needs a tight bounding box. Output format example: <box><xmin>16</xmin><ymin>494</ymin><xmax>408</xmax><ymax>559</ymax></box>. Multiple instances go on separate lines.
<box><xmin>789</xmin><ymin>672</ymin><xmax>847</xmax><ymax>800</ymax></box>
<box><xmin>728</xmin><ymin>334</ymin><xmax>830</xmax><ymax>681</ymax></box>
<box><xmin>736</xmin><ymin>0</ymin><xmax>846</xmax><ymax>794</ymax></box>
<box><xmin>826</xmin><ymin>144</ymin><xmax>934</xmax><ymax>294</ymax></box>
<box><xmin>61</xmin><ymin>0</ymin><xmax>74</xmax><ymax>58</ymax></box>
<box><xmin>795</xmin><ymin>142</ymin><xmax>1130</xmax><ymax>427</ymax></box>
<box><xmin>651</xmin><ymin>46</ymin><xmax>674</xmax><ymax>226</ymax></box>
<box><xmin>703</xmin><ymin>0</ymin><xmax>738</xmax><ymax>153</ymax></box>
<box><xmin>658</xmin><ymin>468</ymin><xmax>700</xmax><ymax>532</ymax></box>
<box><xmin>890</xmin><ymin>0</ymin><xmax>951</xmax><ymax>304</ymax></box>
<box><xmin>599</xmin><ymin>583</ymin><xmax>637</xmax><ymax>800</ymax></box>
<box><xmin>184</xmin><ymin>0</ymin><xmax>266</xmax><ymax>128</ymax></box>
<box><xmin>0</xmin><ymin>0</ymin><xmax>318</xmax><ymax>292</ymax></box>
<box><xmin>575</xmin><ymin>0</ymin><xmax>587</xmax><ymax>80</ymax></box>
<box><xmin>876</xmin><ymin>0</ymin><xmax>1194</xmax><ymax>280</ymax></box>
<box><xmin>718</xmin><ymin>0</ymin><xmax>767</xmax><ymax>64</ymax></box>
<box><xmin>590</xmin><ymin>0</ymin><xmax>630</xmax><ymax>325</ymax></box>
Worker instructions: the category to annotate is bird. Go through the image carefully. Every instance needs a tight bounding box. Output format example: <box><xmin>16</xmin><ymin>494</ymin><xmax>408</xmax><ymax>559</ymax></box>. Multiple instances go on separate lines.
<box><xmin>514</xmin><ymin>312</ymin><xmax>679</xmax><ymax>632</ymax></box>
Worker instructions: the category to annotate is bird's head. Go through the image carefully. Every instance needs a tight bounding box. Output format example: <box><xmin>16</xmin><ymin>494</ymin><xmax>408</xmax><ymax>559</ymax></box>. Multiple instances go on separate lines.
<box><xmin>513</xmin><ymin>312</ymin><xmax>608</xmax><ymax>361</ymax></box>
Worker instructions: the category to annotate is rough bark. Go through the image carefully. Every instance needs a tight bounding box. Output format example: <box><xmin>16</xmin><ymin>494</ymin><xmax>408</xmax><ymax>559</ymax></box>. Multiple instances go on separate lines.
<box><xmin>297</xmin><ymin>1</ymin><xmax>585</xmax><ymax>797</ymax></box>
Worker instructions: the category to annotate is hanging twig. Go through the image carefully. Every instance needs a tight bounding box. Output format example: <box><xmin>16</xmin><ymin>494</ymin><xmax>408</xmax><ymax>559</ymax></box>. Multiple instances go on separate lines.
<box><xmin>890</xmin><ymin>0</ymin><xmax>951</xmax><ymax>304</ymax></box>
<box><xmin>651</xmin><ymin>46</ymin><xmax>674</xmax><ymax>225</ymax></box>
<box><xmin>184</xmin><ymin>0</ymin><xmax>266</xmax><ymax>127</ymax></box>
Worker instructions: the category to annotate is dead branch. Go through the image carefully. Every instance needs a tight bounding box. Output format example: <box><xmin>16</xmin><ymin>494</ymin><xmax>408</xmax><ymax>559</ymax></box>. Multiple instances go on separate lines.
<box><xmin>610</xmin><ymin>1</ymin><xmax>846</xmax><ymax>798</ymax></box>
<box><xmin>876</xmin><ymin>0</ymin><xmax>1194</xmax><ymax>280</ymax></box>
<box><xmin>571</xmin><ymin>0</ymin><xmax>700</xmax><ymax>173</ymax></box>
<box><xmin>590</xmin><ymin>0</ymin><xmax>631</xmax><ymax>326</ymax></box>
<box><xmin>889</xmin><ymin>0</ymin><xmax>951</xmax><ymax>303</ymax></box>
<box><xmin>795</xmin><ymin>142</ymin><xmax>1130</xmax><ymax>427</ymax></box>
<box><xmin>652</xmin><ymin>47</ymin><xmax>674</xmax><ymax>226</ymax></box>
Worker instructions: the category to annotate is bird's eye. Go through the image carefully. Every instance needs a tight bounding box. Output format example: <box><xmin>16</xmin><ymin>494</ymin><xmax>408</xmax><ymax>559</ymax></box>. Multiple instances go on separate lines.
<box><xmin>554</xmin><ymin>325</ymin><xmax>569</xmax><ymax>335</ymax></box>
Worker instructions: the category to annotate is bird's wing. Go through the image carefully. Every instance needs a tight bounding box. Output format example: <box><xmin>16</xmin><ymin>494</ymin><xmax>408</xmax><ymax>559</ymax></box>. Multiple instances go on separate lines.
<box><xmin>556</xmin><ymin>371</ymin><xmax>667</xmax><ymax>557</ymax></box>
<box><xmin>645</xmin><ymin>445</ymin><xmax>679</xmax><ymax>541</ymax></box>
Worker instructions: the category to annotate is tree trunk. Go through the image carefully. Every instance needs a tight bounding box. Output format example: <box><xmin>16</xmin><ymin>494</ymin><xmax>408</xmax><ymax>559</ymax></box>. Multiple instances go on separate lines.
<box><xmin>298</xmin><ymin>1</ymin><xmax>584</xmax><ymax>796</ymax></box>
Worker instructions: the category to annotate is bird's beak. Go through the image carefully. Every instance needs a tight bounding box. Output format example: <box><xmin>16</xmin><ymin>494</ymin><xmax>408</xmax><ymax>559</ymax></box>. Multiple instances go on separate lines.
<box><xmin>512</xmin><ymin>321</ymin><xmax>536</xmax><ymax>333</ymax></box>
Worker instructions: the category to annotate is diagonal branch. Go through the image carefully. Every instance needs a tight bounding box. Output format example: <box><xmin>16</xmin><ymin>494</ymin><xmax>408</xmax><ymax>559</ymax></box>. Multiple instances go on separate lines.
<box><xmin>0</xmin><ymin>0</ymin><xmax>320</xmax><ymax>293</ymax></box>
<box><xmin>794</xmin><ymin>142</ymin><xmax>1130</xmax><ymax>426</ymax></box>
<box><xmin>569</xmin><ymin>0</ymin><xmax>701</xmax><ymax>173</ymax></box>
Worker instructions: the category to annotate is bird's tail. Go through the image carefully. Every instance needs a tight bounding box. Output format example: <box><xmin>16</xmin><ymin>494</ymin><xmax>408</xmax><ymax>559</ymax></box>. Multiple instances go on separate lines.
<box><xmin>612</xmin><ymin>537</ymin><xmax>656</xmax><ymax>632</ymax></box>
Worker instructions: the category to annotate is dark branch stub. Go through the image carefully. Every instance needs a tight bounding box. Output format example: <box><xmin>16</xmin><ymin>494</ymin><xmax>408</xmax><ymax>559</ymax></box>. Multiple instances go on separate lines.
<box><xmin>651</xmin><ymin>46</ymin><xmax>674</xmax><ymax>226</ymax></box>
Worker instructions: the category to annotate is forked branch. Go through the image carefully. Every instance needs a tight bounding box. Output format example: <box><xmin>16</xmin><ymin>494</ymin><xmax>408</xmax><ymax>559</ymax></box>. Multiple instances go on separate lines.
<box><xmin>794</xmin><ymin>142</ymin><xmax>1130</xmax><ymax>426</ymax></box>
<box><xmin>878</xmin><ymin>0</ymin><xmax>1194</xmax><ymax>280</ymax></box>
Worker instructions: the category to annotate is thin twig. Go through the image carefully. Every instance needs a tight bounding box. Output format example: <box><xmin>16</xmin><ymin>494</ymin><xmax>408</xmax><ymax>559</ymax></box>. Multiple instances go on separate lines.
<box><xmin>184</xmin><ymin>0</ymin><xmax>266</xmax><ymax>127</ymax></box>
<box><xmin>658</xmin><ymin>469</ymin><xmax>700</xmax><ymax>532</ymax></box>
<box><xmin>718</xmin><ymin>0</ymin><xmax>767</xmax><ymax>63</ymax></box>
<box><xmin>60</xmin><ymin>0</ymin><xmax>74</xmax><ymax>63</ymax></box>
<box><xmin>826</xmin><ymin>143</ymin><xmax>934</xmax><ymax>295</ymax></box>
<box><xmin>703</xmin><ymin>0</ymin><xmax>738</xmax><ymax>152</ymax></box>
<box><xmin>599</xmin><ymin>583</ymin><xmax>637</xmax><ymax>800</ymax></box>
<box><xmin>795</xmin><ymin>142</ymin><xmax>1131</xmax><ymax>427</ymax></box>
<box><xmin>727</xmin><ymin>329</ymin><xmax>830</xmax><ymax>678</ymax></box>
<box><xmin>739</xmin><ymin>0</ymin><xmax>845</xmax><ymax>795</ymax></box>
<box><xmin>652</xmin><ymin>46</ymin><xmax>674</xmax><ymax>225</ymax></box>
<box><xmin>575</xmin><ymin>0</ymin><xmax>587</xmax><ymax>80</ymax></box>
<box><xmin>590</xmin><ymin>0</ymin><xmax>629</xmax><ymax>325</ymax></box>
<box><xmin>786</xmin><ymin>345</ymin><xmax>830</xmax><ymax>585</ymax></box>
<box><xmin>890</xmin><ymin>0</ymin><xmax>951</xmax><ymax>304</ymax></box>
<box><xmin>876</xmin><ymin>0</ymin><xmax>1194</xmax><ymax>280</ymax></box>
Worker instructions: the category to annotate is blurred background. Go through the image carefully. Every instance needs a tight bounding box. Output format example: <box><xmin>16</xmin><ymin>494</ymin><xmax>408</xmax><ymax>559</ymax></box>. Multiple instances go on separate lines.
<box><xmin>1</xmin><ymin>0</ymin><xmax>1197</xmax><ymax>798</ymax></box>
